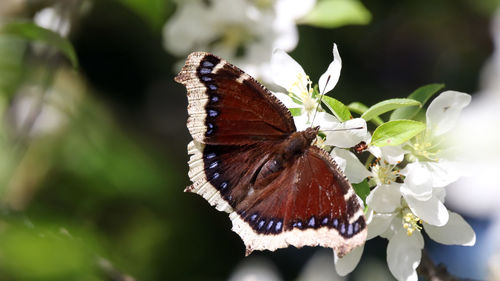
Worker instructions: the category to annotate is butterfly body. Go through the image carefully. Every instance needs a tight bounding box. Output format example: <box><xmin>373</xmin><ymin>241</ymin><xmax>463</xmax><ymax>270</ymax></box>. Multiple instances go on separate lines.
<box><xmin>176</xmin><ymin>52</ymin><xmax>366</xmax><ymax>257</ymax></box>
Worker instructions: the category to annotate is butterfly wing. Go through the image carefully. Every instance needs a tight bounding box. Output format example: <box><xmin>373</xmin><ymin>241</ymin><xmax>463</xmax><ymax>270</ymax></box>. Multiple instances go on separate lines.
<box><xmin>175</xmin><ymin>52</ymin><xmax>296</xmax><ymax>145</ymax></box>
<box><xmin>230</xmin><ymin>146</ymin><xmax>366</xmax><ymax>257</ymax></box>
<box><xmin>186</xmin><ymin>140</ymin><xmax>278</xmax><ymax>213</ymax></box>
<box><xmin>178</xmin><ymin>52</ymin><xmax>366</xmax><ymax>257</ymax></box>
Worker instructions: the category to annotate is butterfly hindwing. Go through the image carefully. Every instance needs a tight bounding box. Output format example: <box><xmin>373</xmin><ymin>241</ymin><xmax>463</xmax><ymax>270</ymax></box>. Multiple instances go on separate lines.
<box><xmin>230</xmin><ymin>146</ymin><xmax>366</xmax><ymax>256</ymax></box>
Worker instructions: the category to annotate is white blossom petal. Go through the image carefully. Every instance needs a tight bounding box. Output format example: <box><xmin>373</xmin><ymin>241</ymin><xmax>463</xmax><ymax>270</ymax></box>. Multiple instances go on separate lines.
<box><xmin>324</xmin><ymin>118</ymin><xmax>368</xmax><ymax>148</ymax></box>
<box><xmin>275</xmin><ymin>0</ymin><xmax>316</xmax><ymax>20</ymax></box>
<box><xmin>380</xmin><ymin>215</ymin><xmax>400</xmax><ymax>240</ymax></box>
<box><xmin>272</xmin><ymin>18</ymin><xmax>299</xmax><ymax>52</ymax></box>
<box><xmin>34</xmin><ymin>7</ymin><xmax>71</xmax><ymax>36</ymax></box>
<box><xmin>423</xmin><ymin>211</ymin><xmax>476</xmax><ymax>246</ymax></box>
<box><xmin>334</xmin><ymin>245</ymin><xmax>364</xmax><ymax>276</ymax></box>
<box><xmin>273</xmin><ymin>92</ymin><xmax>300</xmax><ymax>108</ymax></box>
<box><xmin>331</xmin><ymin>151</ymin><xmax>347</xmax><ymax>172</ymax></box>
<box><xmin>405</xmin><ymin>194</ymin><xmax>449</xmax><ymax>226</ymax></box>
<box><xmin>387</xmin><ymin>231</ymin><xmax>424</xmax><ymax>281</ymax></box>
<box><xmin>314</xmin><ymin>110</ymin><xmax>340</xmax><ymax>126</ymax></box>
<box><xmin>293</xmin><ymin>111</ymin><xmax>335</xmax><ymax>131</ymax></box>
<box><xmin>400</xmin><ymin>163</ymin><xmax>433</xmax><ymax>201</ymax></box>
<box><xmin>292</xmin><ymin>114</ymin><xmax>310</xmax><ymax>132</ymax></box>
<box><xmin>318</xmin><ymin>43</ymin><xmax>342</xmax><ymax>95</ymax></box>
<box><xmin>331</xmin><ymin>148</ymin><xmax>371</xmax><ymax>183</ymax></box>
<box><xmin>369</xmin><ymin>145</ymin><xmax>405</xmax><ymax>164</ymax></box>
<box><xmin>366</xmin><ymin>183</ymin><xmax>401</xmax><ymax>213</ymax></box>
<box><xmin>163</xmin><ymin>2</ymin><xmax>217</xmax><ymax>56</ymax></box>
<box><xmin>426</xmin><ymin>91</ymin><xmax>471</xmax><ymax>137</ymax></box>
<box><xmin>422</xmin><ymin>160</ymin><xmax>461</xmax><ymax>188</ymax></box>
<box><xmin>271</xmin><ymin>49</ymin><xmax>308</xmax><ymax>93</ymax></box>
<box><xmin>433</xmin><ymin>187</ymin><xmax>446</xmax><ymax>203</ymax></box>
<box><xmin>367</xmin><ymin>213</ymin><xmax>395</xmax><ymax>240</ymax></box>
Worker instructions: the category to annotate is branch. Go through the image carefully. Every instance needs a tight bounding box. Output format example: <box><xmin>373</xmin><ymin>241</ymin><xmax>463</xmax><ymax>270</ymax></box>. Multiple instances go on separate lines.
<box><xmin>417</xmin><ymin>250</ymin><xmax>480</xmax><ymax>281</ymax></box>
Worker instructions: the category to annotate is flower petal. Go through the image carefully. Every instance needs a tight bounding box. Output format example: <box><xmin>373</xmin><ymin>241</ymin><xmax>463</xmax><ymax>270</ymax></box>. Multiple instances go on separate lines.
<box><xmin>400</xmin><ymin>163</ymin><xmax>433</xmax><ymax>201</ymax></box>
<box><xmin>272</xmin><ymin>91</ymin><xmax>300</xmax><ymax>108</ymax></box>
<box><xmin>292</xmin><ymin>111</ymin><xmax>334</xmax><ymax>131</ymax></box>
<box><xmin>426</xmin><ymin>91</ymin><xmax>471</xmax><ymax>137</ymax></box>
<box><xmin>318</xmin><ymin>43</ymin><xmax>342</xmax><ymax>95</ymax></box>
<box><xmin>387</xmin><ymin>231</ymin><xmax>424</xmax><ymax>281</ymax></box>
<box><xmin>292</xmin><ymin>114</ymin><xmax>310</xmax><ymax>132</ymax></box>
<box><xmin>422</xmin><ymin>160</ymin><xmax>461</xmax><ymax>188</ymax></box>
<box><xmin>334</xmin><ymin>245</ymin><xmax>364</xmax><ymax>276</ymax></box>
<box><xmin>367</xmin><ymin>213</ymin><xmax>395</xmax><ymax>240</ymax></box>
<box><xmin>163</xmin><ymin>2</ymin><xmax>217</xmax><ymax>56</ymax></box>
<box><xmin>271</xmin><ymin>49</ymin><xmax>308</xmax><ymax>94</ymax></box>
<box><xmin>331</xmin><ymin>148</ymin><xmax>371</xmax><ymax>183</ymax></box>
<box><xmin>366</xmin><ymin>183</ymin><xmax>402</xmax><ymax>213</ymax></box>
<box><xmin>369</xmin><ymin>144</ymin><xmax>405</xmax><ymax>165</ymax></box>
<box><xmin>423</xmin><ymin>211</ymin><xmax>476</xmax><ymax>246</ymax></box>
<box><xmin>275</xmin><ymin>0</ymin><xmax>316</xmax><ymax>20</ymax></box>
<box><xmin>405</xmin><ymin>194</ymin><xmax>449</xmax><ymax>226</ymax></box>
<box><xmin>324</xmin><ymin>118</ymin><xmax>368</xmax><ymax>148</ymax></box>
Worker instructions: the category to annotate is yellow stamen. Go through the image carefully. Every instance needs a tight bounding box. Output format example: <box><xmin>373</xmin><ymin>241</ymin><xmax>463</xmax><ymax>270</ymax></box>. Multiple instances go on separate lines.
<box><xmin>402</xmin><ymin>210</ymin><xmax>423</xmax><ymax>236</ymax></box>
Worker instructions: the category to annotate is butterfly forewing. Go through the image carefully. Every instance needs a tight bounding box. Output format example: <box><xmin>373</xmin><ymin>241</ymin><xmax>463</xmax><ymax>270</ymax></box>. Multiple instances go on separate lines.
<box><xmin>175</xmin><ymin>52</ymin><xmax>296</xmax><ymax>145</ymax></box>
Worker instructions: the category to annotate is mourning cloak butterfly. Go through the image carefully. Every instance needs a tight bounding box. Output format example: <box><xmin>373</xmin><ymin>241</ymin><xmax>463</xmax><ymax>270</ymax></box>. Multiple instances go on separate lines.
<box><xmin>175</xmin><ymin>52</ymin><xmax>367</xmax><ymax>257</ymax></box>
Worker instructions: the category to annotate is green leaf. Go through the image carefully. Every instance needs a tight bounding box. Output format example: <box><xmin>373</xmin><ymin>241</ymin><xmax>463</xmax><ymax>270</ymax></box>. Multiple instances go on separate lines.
<box><xmin>352</xmin><ymin>179</ymin><xmax>370</xmax><ymax>204</ymax></box>
<box><xmin>300</xmin><ymin>0</ymin><xmax>372</xmax><ymax>28</ymax></box>
<box><xmin>0</xmin><ymin>37</ymin><xmax>26</xmax><ymax>97</ymax></box>
<box><xmin>390</xmin><ymin>83</ymin><xmax>445</xmax><ymax>121</ymax></box>
<box><xmin>322</xmin><ymin>96</ymin><xmax>351</xmax><ymax>122</ymax></box>
<box><xmin>348</xmin><ymin>101</ymin><xmax>384</xmax><ymax>126</ymax></box>
<box><xmin>118</xmin><ymin>0</ymin><xmax>170</xmax><ymax>29</ymax></box>
<box><xmin>289</xmin><ymin>108</ymin><xmax>302</xmax><ymax>116</ymax></box>
<box><xmin>371</xmin><ymin>120</ymin><xmax>425</xmax><ymax>147</ymax></box>
<box><xmin>361</xmin><ymin>98</ymin><xmax>421</xmax><ymax>121</ymax></box>
<box><xmin>0</xmin><ymin>21</ymin><xmax>78</xmax><ymax>68</ymax></box>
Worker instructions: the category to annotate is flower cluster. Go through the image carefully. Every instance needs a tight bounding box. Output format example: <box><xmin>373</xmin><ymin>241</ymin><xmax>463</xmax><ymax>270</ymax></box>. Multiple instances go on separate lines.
<box><xmin>271</xmin><ymin>44</ymin><xmax>476</xmax><ymax>281</ymax></box>
<box><xmin>163</xmin><ymin>0</ymin><xmax>315</xmax><ymax>83</ymax></box>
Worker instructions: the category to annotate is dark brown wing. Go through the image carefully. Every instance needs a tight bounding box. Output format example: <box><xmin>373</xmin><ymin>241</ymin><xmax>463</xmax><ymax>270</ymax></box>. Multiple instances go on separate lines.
<box><xmin>187</xmin><ymin>140</ymin><xmax>366</xmax><ymax>257</ymax></box>
<box><xmin>175</xmin><ymin>52</ymin><xmax>296</xmax><ymax>145</ymax></box>
<box><xmin>229</xmin><ymin>146</ymin><xmax>366</xmax><ymax>257</ymax></box>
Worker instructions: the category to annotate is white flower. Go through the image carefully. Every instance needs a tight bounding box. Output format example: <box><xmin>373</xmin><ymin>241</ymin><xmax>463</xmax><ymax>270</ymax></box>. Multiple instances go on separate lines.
<box><xmin>384</xmin><ymin>216</ymin><xmax>424</xmax><ymax>281</ymax></box>
<box><xmin>330</xmin><ymin>147</ymin><xmax>371</xmax><ymax>184</ymax></box>
<box><xmin>400</xmin><ymin>91</ymin><xmax>471</xmax><ymax>227</ymax></box>
<box><xmin>323</xmin><ymin>117</ymin><xmax>368</xmax><ymax>148</ymax></box>
<box><xmin>34</xmin><ymin>5</ymin><xmax>71</xmax><ymax>36</ymax></box>
<box><xmin>446</xmin><ymin>9</ymin><xmax>500</xmax><ymax>218</ymax></box>
<box><xmin>400</xmin><ymin>162</ymin><xmax>449</xmax><ymax>226</ymax></box>
<box><xmin>336</xmin><ymin>206</ymin><xmax>475</xmax><ymax>281</ymax></box>
<box><xmin>334</xmin><ymin>121</ymin><xmax>475</xmax><ymax>281</ymax></box>
<box><xmin>406</xmin><ymin>91</ymin><xmax>471</xmax><ymax>187</ymax></box>
<box><xmin>271</xmin><ymin>43</ymin><xmax>346</xmax><ymax>130</ymax></box>
<box><xmin>271</xmin><ymin>48</ymin><xmax>319</xmax><ymax>128</ymax></box>
<box><xmin>163</xmin><ymin>0</ymin><xmax>315</xmax><ymax>83</ymax></box>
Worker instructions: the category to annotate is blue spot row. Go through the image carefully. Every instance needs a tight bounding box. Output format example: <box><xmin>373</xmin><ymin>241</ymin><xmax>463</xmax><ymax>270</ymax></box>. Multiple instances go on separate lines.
<box><xmin>244</xmin><ymin>212</ymin><xmax>284</xmax><ymax>234</ymax></box>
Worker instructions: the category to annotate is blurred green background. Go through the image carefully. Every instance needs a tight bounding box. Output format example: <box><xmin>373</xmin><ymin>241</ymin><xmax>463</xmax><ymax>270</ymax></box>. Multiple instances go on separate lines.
<box><xmin>0</xmin><ymin>0</ymin><xmax>497</xmax><ymax>280</ymax></box>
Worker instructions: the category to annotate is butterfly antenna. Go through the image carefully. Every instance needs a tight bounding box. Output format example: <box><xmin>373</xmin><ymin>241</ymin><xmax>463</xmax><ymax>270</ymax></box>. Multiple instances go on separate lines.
<box><xmin>310</xmin><ymin>75</ymin><xmax>330</xmax><ymax>127</ymax></box>
<box><xmin>322</xmin><ymin>127</ymin><xmax>364</xmax><ymax>132</ymax></box>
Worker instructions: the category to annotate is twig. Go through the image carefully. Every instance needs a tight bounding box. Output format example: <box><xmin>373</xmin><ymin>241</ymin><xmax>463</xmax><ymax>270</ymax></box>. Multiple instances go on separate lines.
<box><xmin>417</xmin><ymin>250</ymin><xmax>480</xmax><ymax>281</ymax></box>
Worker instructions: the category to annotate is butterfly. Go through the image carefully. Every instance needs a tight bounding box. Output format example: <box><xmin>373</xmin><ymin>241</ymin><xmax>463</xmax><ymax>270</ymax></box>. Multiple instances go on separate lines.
<box><xmin>175</xmin><ymin>52</ymin><xmax>366</xmax><ymax>257</ymax></box>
